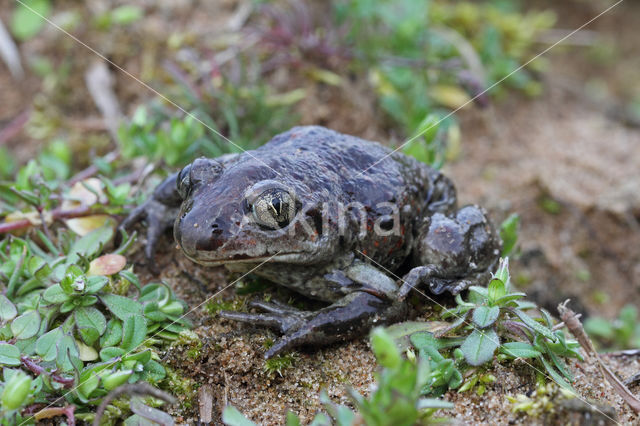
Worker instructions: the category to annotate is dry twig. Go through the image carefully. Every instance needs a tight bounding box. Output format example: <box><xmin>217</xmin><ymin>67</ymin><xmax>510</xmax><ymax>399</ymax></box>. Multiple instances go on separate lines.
<box><xmin>558</xmin><ymin>300</ymin><xmax>640</xmax><ymax>414</ymax></box>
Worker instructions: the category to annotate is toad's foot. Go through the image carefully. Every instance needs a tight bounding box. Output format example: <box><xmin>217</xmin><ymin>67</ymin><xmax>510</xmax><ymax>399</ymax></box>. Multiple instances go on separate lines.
<box><xmin>398</xmin><ymin>265</ymin><xmax>492</xmax><ymax>300</ymax></box>
<box><xmin>219</xmin><ymin>292</ymin><xmax>406</xmax><ymax>359</ymax></box>
<box><xmin>119</xmin><ymin>172</ymin><xmax>181</xmax><ymax>268</ymax></box>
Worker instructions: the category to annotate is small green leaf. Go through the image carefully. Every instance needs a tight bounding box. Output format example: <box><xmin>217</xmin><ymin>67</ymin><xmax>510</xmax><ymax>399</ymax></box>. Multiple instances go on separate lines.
<box><xmin>540</xmin><ymin>357</ymin><xmax>573</xmax><ymax>390</ymax></box>
<box><xmin>0</xmin><ymin>295</ymin><xmax>17</xmax><ymax>321</ymax></box>
<box><xmin>102</xmin><ymin>369</ymin><xmax>133</xmax><ymax>390</ymax></box>
<box><xmin>467</xmin><ymin>286</ymin><xmax>488</xmax><ymax>304</ymax></box>
<box><xmin>100</xmin><ymin>319</ymin><xmax>123</xmax><ymax>347</ymax></box>
<box><xmin>118</xmin><ymin>269</ymin><xmax>141</xmax><ymax>290</ymax></box>
<box><xmin>286</xmin><ymin>411</ymin><xmax>302</xmax><ymax>426</ymax></box>
<box><xmin>460</xmin><ymin>328</ymin><xmax>499</xmax><ymax>366</ymax></box>
<box><xmin>1</xmin><ymin>371</ymin><xmax>32</xmax><ymax>410</ymax></box>
<box><xmin>500</xmin><ymin>342</ymin><xmax>541</xmax><ymax>358</ymax></box>
<box><xmin>28</xmin><ymin>256</ymin><xmax>50</xmax><ymax>281</ymax></box>
<box><xmin>511</xmin><ymin>309</ymin><xmax>556</xmax><ymax>341</ymax></box>
<box><xmin>85</xmin><ymin>276</ymin><xmax>109</xmax><ymax>294</ymax></box>
<box><xmin>160</xmin><ymin>300</ymin><xmax>184</xmax><ymax>316</ymax></box>
<box><xmin>411</xmin><ymin>332</ymin><xmax>464</xmax><ymax>354</ymax></box>
<box><xmin>77</xmin><ymin>371</ymin><xmax>100</xmax><ymax>401</ymax></box>
<box><xmin>75</xmin><ymin>306</ymin><xmax>107</xmax><ymax>336</ymax></box>
<box><xmin>77</xmin><ymin>340</ymin><xmax>98</xmax><ymax>361</ymax></box>
<box><xmin>11</xmin><ymin>310</ymin><xmax>41</xmax><ymax>340</ymax></box>
<box><xmin>487</xmin><ymin>279</ymin><xmax>506</xmax><ymax>304</ymax></box>
<box><xmin>493</xmin><ymin>293</ymin><xmax>527</xmax><ymax>306</ymax></box>
<box><xmin>403</xmin><ymin>114</ymin><xmax>441</xmax><ymax>165</ymax></box>
<box><xmin>120</xmin><ymin>315</ymin><xmax>147</xmax><ymax>351</ymax></box>
<box><xmin>141</xmin><ymin>359</ymin><xmax>165</xmax><ymax>382</ymax></box>
<box><xmin>56</xmin><ymin>334</ymin><xmax>80</xmax><ymax>372</ymax></box>
<box><xmin>78</xmin><ymin>295</ymin><xmax>98</xmax><ymax>307</ymax></box>
<box><xmin>67</xmin><ymin>225</ymin><xmax>114</xmax><ymax>265</ymax></box>
<box><xmin>222</xmin><ymin>406</ymin><xmax>257</xmax><ymax>426</ymax></box>
<box><xmin>308</xmin><ymin>413</ymin><xmax>331</xmax><ymax>426</ymax></box>
<box><xmin>60</xmin><ymin>300</ymin><xmax>78</xmax><ymax>313</ymax></box>
<box><xmin>100</xmin><ymin>346</ymin><xmax>126</xmax><ymax>361</ymax></box>
<box><xmin>110</xmin><ymin>5</ymin><xmax>143</xmax><ymax>25</ymax></box>
<box><xmin>370</xmin><ymin>327</ymin><xmax>401</xmax><ymax>369</ymax></box>
<box><xmin>43</xmin><ymin>284</ymin><xmax>70</xmax><ymax>304</ymax></box>
<box><xmin>35</xmin><ymin>327</ymin><xmax>63</xmax><ymax>361</ymax></box>
<box><xmin>0</xmin><ymin>343</ymin><xmax>21</xmax><ymax>366</ymax></box>
<box><xmin>123</xmin><ymin>349</ymin><xmax>151</xmax><ymax>364</ymax></box>
<box><xmin>584</xmin><ymin>317</ymin><xmax>614</xmax><ymax>338</ymax></box>
<box><xmin>499</xmin><ymin>214</ymin><xmax>520</xmax><ymax>257</ymax></box>
<box><xmin>143</xmin><ymin>302</ymin><xmax>166</xmax><ymax>322</ymax></box>
<box><xmin>10</xmin><ymin>0</ymin><xmax>51</xmax><ymax>41</ymax></box>
<box><xmin>515</xmin><ymin>300</ymin><xmax>538</xmax><ymax>311</ymax></box>
<box><xmin>100</xmin><ymin>293</ymin><xmax>143</xmax><ymax>320</ymax></box>
<box><xmin>78</xmin><ymin>328</ymin><xmax>100</xmax><ymax>347</ymax></box>
<box><xmin>472</xmin><ymin>306</ymin><xmax>500</xmax><ymax>328</ymax></box>
<box><xmin>543</xmin><ymin>341</ymin><xmax>574</xmax><ymax>381</ymax></box>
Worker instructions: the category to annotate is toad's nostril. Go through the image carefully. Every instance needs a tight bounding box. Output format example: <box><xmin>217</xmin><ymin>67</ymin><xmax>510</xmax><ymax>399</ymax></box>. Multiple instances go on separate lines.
<box><xmin>207</xmin><ymin>228</ymin><xmax>225</xmax><ymax>251</ymax></box>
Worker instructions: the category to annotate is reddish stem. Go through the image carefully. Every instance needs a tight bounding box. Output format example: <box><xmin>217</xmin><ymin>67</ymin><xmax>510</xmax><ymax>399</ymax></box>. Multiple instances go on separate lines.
<box><xmin>20</xmin><ymin>356</ymin><xmax>75</xmax><ymax>388</ymax></box>
<box><xmin>0</xmin><ymin>205</ymin><xmax>94</xmax><ymax>234</ymax></box>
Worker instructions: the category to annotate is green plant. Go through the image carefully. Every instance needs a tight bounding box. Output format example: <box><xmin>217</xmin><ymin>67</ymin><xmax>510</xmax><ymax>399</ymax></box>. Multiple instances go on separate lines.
<box><xmin>407</xmin><ymin>258</ymin><xmax>582</xmax><ymax>394</ymax></box>
<box><xmin>263</xmin><ymin>353</ymin><xmax>298</xmax><ymax>377</ymax></box>
<box><xmin>332</xmin><ymin>0</ymin><xmax>554</xmax><ymax>166</ymax></box>
<box><xmin>223</xmin><ymin>328</ymin><xmax>453</xmax><ymax>426</ymax></box>
<box><xmin>118</xmin><ymin>77</ymin><xmax>299</xmax><ymax>167</ymax></box>
<box><xmin>93</xmin><ymin>5</ymin><xmax>144</xmax><ymax>30</ymax></box>
<box><xmin>585</xmin><ymin>305</ymin><xmax>640</xmax><ymax>350</ymax></box>
<box><xmin>499</xmin><ymin>213</ymin><xmax>520</xmax><ymax>257</ymax></box>
<box><xmin>0</xmin><ymin>154</ymin><xmax>190</xmax><ymax>424</ymax></box>
<box><xmin>507</xmin><ymin>374</ymin><xmax>576</xmax><ymax>417</ymax></box>
<box><xmin>11</xmin><ymin>0</ymin><xmax>52</xmax><ymax>41</ymax></box>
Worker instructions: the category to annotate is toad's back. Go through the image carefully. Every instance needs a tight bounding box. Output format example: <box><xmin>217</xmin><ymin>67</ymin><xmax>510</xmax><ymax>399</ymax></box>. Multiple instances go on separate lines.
<box><xmin>245</xmin><ymin>126</ymin><xmax>457</xmax><ymax>270</ymax></box>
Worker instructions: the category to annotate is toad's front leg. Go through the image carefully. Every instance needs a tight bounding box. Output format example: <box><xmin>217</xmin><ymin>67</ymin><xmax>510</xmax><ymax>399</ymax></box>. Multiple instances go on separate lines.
<box><xmin>120</xmin><ymin>172</ymin><xmax>181</xmax><ymax>264</ymax></box>
<box><xmin>220</xmin><ymin>261</ymin><xmax>407</xmax><ymax>358</ymax></box>
<box><xmin>220</xmin><ymin>291</ymin><xmax>406</xmax><ymax>358</ymax></box>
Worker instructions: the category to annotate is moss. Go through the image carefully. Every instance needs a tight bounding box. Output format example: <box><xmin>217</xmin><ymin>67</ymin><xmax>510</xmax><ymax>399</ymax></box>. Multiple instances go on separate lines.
<box><xmin>264</xmin><ymin>352</ymin><xmax>298</xmax><ymax>377</ymax></box>
<box><xmin>507</xmin><ymin>379</ymin><xmax>575</xmax><ymax>417</ymax></box>
<box><xmin>162</xmin><ymin>366</ymin><xmax>199</xmax><ymax>409</ymax></box>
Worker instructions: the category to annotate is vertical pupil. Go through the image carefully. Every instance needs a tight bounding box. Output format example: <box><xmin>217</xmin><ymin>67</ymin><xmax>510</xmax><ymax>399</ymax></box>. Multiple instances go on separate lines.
<box><xmin>272</xmin><ymin>198</ymin><xmax>282</xmax><ymax>216</ymax></box>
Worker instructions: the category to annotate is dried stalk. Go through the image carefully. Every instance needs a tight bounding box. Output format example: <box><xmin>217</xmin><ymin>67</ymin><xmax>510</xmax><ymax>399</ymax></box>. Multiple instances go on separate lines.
<box><xmin>558</xmin><ymin>300</ymin><xmax>640</xmax><ymax>414</ymax></box>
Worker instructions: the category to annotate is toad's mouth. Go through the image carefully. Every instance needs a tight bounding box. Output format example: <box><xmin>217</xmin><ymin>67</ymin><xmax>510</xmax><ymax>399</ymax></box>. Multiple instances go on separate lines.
<box><xmin>181</xmin><ymin>251</ymin><xmax>302</xmax><ymax>266</ymax></box>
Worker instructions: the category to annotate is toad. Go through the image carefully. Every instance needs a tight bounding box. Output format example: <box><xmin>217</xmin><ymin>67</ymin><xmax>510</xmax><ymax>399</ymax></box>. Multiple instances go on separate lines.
<box><xmin>123</xmin><ymin>126</ymin><xmax>501</xmax><ymax>358</ymax></box>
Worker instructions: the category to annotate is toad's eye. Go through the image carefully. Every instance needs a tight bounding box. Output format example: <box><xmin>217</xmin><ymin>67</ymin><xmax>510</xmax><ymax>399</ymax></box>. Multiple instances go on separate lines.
<box><xmin>177</xmin><ymin>164</ymin><xmax>192</xmax><ymax>199</ymax></box>
<box><xmin>252</xmin><ymin>189</ymin><xmax>296</xmax><ymax>229</ymax></box>
<box><xmin>176</xmin><ymin>158</ymin><xmax>224</xmax><ymax>199</ymax></box>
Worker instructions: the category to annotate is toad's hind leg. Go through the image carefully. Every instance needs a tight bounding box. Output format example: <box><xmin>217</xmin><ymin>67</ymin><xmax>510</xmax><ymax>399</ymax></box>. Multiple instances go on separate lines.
<box><xmin>220</xmin><ymin>292</ymin><xmax>406</xmax><ymax>359</ymax></box>
<box><xmin>400</xmin><ymin>205</ymin><xmax>501</xmax><ymax>298</ymax></box>
<box><xmin>398</xmin><ymin>267</ymin><xmax>492</xmax><ymax>300</ymax></box>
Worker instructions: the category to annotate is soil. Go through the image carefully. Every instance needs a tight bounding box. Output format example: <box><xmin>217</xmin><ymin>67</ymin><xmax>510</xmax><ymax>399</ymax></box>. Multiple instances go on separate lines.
<box><xmin>1</xmin><ymin>0</ymin><xmax>639</xmax><ymax>425</ymax></box>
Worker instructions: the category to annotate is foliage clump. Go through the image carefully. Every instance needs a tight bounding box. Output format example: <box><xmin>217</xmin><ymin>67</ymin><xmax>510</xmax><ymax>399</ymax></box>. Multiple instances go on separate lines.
<box><xmin>0</xmin><ymin>157</ymin><xmax>190</xmax><ymax>424</ymax></box>
<box><xmin>334</xmin><ymin>0</ymin><xmax>555</xmax><ymax>166</ymax></box>
<box><xmin>585</xmin><ymin>305</ymin><xmax>640</xmax><ymax>350</ymax></box>
<box><xmin>408</xmin><ymin>258</ymin><xmax>582</xmax><ymax>394</ymax></box>
<box><xmin>223</xmin><ymin>328</ymin><xmax>453</xmax><ymax>426</ymax></box>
